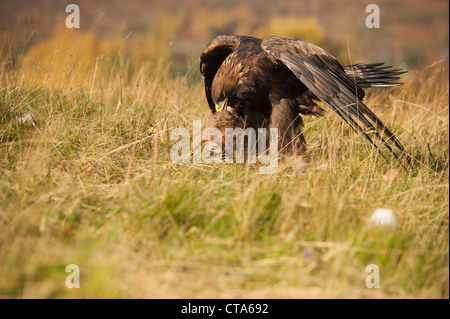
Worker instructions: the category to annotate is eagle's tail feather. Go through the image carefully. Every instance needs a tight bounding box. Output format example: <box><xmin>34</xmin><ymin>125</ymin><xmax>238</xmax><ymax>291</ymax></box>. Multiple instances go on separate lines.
<box><xmin>344</xmin><ymin>62</ymin><xmax>407</xmax><ymax>88</ymax></box>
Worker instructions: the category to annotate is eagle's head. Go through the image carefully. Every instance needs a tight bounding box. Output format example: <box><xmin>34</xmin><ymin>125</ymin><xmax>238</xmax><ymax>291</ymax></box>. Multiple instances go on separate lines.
<box><xmin>211</xmin><ymin>53</ymin><xmax>253</xmax><ymax>114</ymax></box>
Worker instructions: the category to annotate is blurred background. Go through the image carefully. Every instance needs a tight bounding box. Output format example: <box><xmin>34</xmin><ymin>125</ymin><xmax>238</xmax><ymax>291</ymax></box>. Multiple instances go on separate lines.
<box><xmin>1</xmin><ymin>0</ymin><xmax>448</xmax><ymax>82</ymax></box>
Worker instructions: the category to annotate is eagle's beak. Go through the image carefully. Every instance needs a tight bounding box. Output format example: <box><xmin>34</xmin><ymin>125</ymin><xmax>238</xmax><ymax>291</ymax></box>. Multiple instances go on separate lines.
<box><xmin>215</xmin><ymin>98</ymin><xmax>228</xmax><ymax>112</ymax></box>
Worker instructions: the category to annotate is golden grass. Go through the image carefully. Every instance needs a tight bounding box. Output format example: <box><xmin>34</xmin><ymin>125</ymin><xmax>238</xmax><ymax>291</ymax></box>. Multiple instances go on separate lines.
<box><xmin>0</xmin><ymin>29</ymin><xmax>448</xmax><ymax>298</ymax></box>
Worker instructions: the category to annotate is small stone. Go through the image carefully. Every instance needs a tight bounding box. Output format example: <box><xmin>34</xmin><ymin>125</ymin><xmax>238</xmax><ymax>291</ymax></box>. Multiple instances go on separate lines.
<box><xmin>369</xmin><ymin>208</ymin><xmax>397</xmax><ymax>227</ymax></box>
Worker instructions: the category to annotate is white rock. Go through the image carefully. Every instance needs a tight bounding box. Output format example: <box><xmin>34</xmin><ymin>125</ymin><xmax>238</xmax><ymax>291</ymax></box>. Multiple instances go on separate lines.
<box><xmin>369</xmin><ymin>208</ymin><xmax>397</xmax><ymax>227</ymax></box>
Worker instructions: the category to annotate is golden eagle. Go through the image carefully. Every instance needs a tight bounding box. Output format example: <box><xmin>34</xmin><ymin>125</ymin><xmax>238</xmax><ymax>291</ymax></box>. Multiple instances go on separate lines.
<box><xmin>200</xmin><ymin>35</ymin><xmax>408</xmax><ymax>164</ymax></box>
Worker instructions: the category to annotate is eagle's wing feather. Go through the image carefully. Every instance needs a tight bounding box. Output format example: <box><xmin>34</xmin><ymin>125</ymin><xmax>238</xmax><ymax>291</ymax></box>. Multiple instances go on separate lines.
<box><xmin>261</xmin><ymin>36</ymin><xmax>407</xmax><ymax>162</ymax></box>
<box><xmin>200</xmin><ymin>35</ymin><xmax>244</xmax><ymax>113</ymax></box>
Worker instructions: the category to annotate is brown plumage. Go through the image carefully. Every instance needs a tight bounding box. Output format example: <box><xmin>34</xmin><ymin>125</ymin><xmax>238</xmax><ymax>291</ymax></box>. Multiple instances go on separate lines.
<box><xmin>200</xmin><ymin>35</ymin><xmax>408</xmax><ymax>164</ymax></box>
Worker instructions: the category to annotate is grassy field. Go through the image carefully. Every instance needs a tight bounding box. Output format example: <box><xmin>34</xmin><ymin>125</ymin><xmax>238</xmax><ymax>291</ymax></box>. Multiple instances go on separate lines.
<box><xmin>0</xmin><ymin>30</ymin><xmax>448</xmax><ymax>298</ymax></box>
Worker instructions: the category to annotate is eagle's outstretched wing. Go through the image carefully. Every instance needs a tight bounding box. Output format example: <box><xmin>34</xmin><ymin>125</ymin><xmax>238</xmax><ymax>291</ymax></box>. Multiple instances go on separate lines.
<box><xmin>261</xmin><ymin>36</ymin><xmax>408</xmax><ymax>163</ymax></box>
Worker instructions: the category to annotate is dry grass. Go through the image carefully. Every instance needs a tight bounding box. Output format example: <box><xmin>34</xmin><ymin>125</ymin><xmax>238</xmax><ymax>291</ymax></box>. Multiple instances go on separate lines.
<box><xmin>0</xmin><ymin>29</ymin><xmax>448</xmax><ymax>299</ymax></box>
